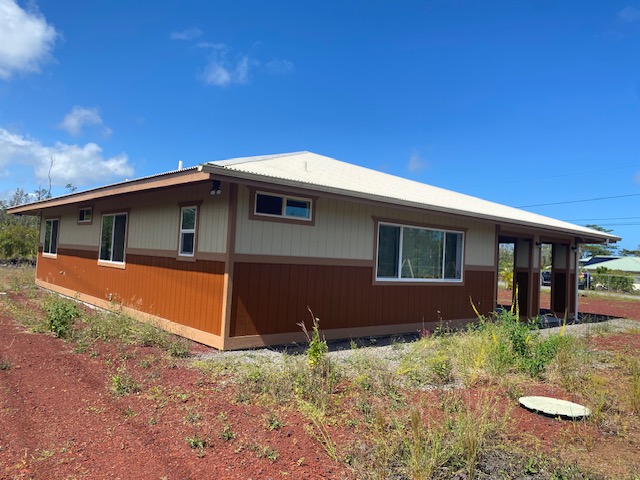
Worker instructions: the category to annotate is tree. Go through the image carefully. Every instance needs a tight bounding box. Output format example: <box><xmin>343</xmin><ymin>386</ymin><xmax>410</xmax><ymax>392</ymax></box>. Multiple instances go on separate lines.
<box><xmin>620</xmin><ymin>245</ymin><xmax>640</xmax><ymax>257</ymax></box>
<box><xmin>580</xmin><ymin>224</ymin><xmax>618</xmax><ymax>258</ymax></box>
<box><xmin>0</xmin><ymin>188</ymin><xmax>40</xmax><ymax>260</ymax></box>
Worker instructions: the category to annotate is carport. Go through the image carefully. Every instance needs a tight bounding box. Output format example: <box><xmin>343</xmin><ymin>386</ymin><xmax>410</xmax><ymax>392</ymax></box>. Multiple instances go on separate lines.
<box><xmin>497</xmin><ymin>229</ymin><xmax>597</xmax><ymax>321</ymax></box>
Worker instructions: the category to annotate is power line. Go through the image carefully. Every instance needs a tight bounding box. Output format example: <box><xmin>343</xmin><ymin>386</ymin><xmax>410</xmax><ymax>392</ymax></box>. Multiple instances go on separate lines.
<box><xmin>563</xmin><ymin>216</ymin><xmax>640</xmax><ymax>221</ymax></box>
<box><xmin>517</xmin><ymin>192</ymin><xmax>640</xmax><ymax>208</ymax></box>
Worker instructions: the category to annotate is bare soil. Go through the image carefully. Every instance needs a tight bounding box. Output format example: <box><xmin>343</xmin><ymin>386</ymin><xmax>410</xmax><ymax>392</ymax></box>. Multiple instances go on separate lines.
<box><xmin>1</xmin><ymin>287</ymin><xmax>640</xmax><ymax>479</ymax></box>
<box><xmin>0</xmin><ymin>292</ymin><xmax>347</xmax><ymax>480</ymax></box>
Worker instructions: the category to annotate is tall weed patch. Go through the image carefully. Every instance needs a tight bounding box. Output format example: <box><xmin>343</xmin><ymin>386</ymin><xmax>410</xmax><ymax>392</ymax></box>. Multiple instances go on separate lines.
<box><xmin>44</xmin><ymin>296</ymin><xmax>80</xmax><ymax>338</ymax></box>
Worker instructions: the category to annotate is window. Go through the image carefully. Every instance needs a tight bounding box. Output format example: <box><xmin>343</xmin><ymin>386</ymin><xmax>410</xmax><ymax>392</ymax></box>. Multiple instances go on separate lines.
<box><xmin>255</xmin><ymin>192</ymin><xmax>312</xmax><ymax>221</ymax></box>
<box><xmin>43</xmin><ymin>219</ymin><xmax>59</xmax><ymax>256</ymax></box>
<box><xmin>99</xmin><ymin>213</ymin><xmax>127</xmax><ymax>263</ymax></box>
<box><xmin>376</xmin><ymin>222</ymin><xmax>463</xmax><ymax>282</ymax></box>
<box><xmin>179</xmin><ymin>206</ymin><xmax>197</xmax><ymax>256</ymax></box>
<box><xmin>78</xmin><ymin>207</ymin><xmax>92</xmax><ymax>224</ymax></box>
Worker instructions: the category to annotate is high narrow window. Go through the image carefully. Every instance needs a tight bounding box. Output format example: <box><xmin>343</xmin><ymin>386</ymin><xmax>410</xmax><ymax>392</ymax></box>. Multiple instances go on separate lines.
<box><xmin>179</xmin><ymin>206</ymin><xmax>197</xmax><ymax>256</ymax></box>
<box><xmin>43</xmin><ymin>219</ymin><xmax>59</xmax><ymax>256</ymax></box>
<box><xmin>255</xmin><ymin>192</ymin><xmax>312</xmax><ymax>221</ymax></box>
<box><xmin>78</xmin><ymin>207</ymin><xmax>92</xmax><ymax>224</ymax></box>
<box><xmin>99</xmin><ymin>213</ymin><xmax>127</xmax><ymax>263</ymax></box>
<box><xmin>376</xmin><ymin>222</ymin><xmax>464</xmax><ymax>282</ymax></box>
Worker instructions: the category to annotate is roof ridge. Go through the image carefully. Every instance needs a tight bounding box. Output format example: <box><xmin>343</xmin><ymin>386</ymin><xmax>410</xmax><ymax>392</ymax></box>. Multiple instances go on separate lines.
<box><xmin>209</xmin><ymin>151</ymin><xmax>309</xmax><ymax>167</ymax></box>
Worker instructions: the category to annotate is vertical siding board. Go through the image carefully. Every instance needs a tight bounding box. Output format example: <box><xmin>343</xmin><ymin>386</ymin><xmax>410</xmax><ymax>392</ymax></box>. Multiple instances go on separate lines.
<box><xmin>266</xmin><ymin>264</ymin><xmax>280</xmax><ymax>334</ymax></box>
<box><xmin>276</xmin><ymin>264</ymin><xmax>290</xmax><ymax>334</ymax></box>
<box><xmin>288</xmin><ymin>265</ymin><xmax>301</xmax><ymax>331</ymax></box>
<box><xmin>233</xmin><ymin>263</ymin><xmax>248</xmax><ymax>336</ymax></box>
<box><xmin>258</xmin><ymin>264</ymin><xmax>271</xmax><ymax>332</ymax></box>
<box><xmin>246</xmin><ymin>264</ymin><xmax>262</xmax><ymax>335</ymax></box>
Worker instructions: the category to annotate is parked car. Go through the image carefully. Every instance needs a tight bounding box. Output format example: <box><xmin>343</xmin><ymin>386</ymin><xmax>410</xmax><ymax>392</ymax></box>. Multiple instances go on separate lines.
<box><xmin>540</xmin><ymin>270</ymin><xmax>589</xmax><ymax>289</ymax></box>
<box><xmin>541</xmin><ymin>270</ymin><xmax>552</xmax><ymax>286</ymax></box>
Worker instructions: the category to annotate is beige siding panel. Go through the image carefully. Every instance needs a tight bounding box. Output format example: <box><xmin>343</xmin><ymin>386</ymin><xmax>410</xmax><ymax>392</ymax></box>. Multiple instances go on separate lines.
<box><xmin>197</xmin><ymin>190</ymin><xmax>228</xmax><ymax>253</ymax></box>
<box><xmin>128</xmin><ymin>203</ymin><xmax>179</xmax><ymax>250</ymax></box>
<box><xmin>98</xmin><ymin>181</ymin><xmax>229</xmax><ymax>253</ymax></box>
<box><xmin>41</xmin><ymin>206</ymin><xmax>99</xmax><ymax>247</ymax></box>
<box><xmin>234</xmin><ymin>186</ymin><xmax>496</xmax><ymax>266</ymax></box>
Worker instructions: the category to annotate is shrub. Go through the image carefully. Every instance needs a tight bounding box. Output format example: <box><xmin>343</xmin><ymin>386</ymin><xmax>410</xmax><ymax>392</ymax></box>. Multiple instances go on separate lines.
<box><xmin>44</xmin><ymin>297</ymin><xmax>80</xmax><ymax>338</ymax></box>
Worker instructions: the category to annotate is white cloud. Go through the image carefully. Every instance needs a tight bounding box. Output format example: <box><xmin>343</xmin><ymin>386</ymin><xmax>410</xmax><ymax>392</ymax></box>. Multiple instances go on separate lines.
<box><xmin>170</xmin><ymin>28</ymin><xmax>202</xmax><ymax>41</ymax></box>
<box><xmin>201</xmin><ymin>45</ymin><xmax>251</xmax><ymax>87</ymax></box>
<box><xmin>619</xmin><ymin>6</ymin><xmax>640</xmax><ymax>22</ymax></box>
<box><xmin>186</xmin><ymin>38</ymin><xmax>294</xmax><ymax>87</ymax></box>
<box><xmin>407</xmin><ymin>149</ymin><xmax>429</xmax><ymax>173</ymax></box>
<box><xmin>0</xmin><ymin>127</ymin><xmax>133</xmax><ymax>188</ymax></box>
<box><xmin>58</xmin><ymin>106</ymin><xmax>111</xmax><ymax>137</ymax></box>
<box><xmin>197</xmin><ymin>41</ymin><xmax>226</xmax><ymax>50</ymax></box>
<box><xmin>0</xmin><ymin>0</ymin><xmax>57</xmax><ymax>80</ymax></box>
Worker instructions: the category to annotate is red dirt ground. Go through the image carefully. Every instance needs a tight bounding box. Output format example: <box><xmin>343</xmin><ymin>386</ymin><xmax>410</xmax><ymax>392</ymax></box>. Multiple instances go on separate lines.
<box><xmin>2</xmin><ymin>289</ymin><xmax>640</xmax><ymax>479</ymax></box>
<box><xmin>0</xmin><ymin>293</ymin><xmax>348</xmax><ymax>480</ymax></box>
<box><xmin>498</xmin><ymin>288</ymin><xmax>640</xmax><ymax>320</ymax></box>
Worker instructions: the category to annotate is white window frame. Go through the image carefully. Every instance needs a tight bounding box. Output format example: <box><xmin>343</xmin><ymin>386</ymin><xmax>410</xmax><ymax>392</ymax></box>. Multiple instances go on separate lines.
<box><xmin>99</xmin><ymin>212</ymin><xmax>128</xmax><ymax>264</ymax></box>
<box><xmin>254</xmin><ymin>191</ymin><xmax>312</xmax><ymax>221</ymax></box>
<box><xmin>78</xmin><ymin>207</ymin><xmax>92</xmax><ymax>224</ymax></box>
<box><xmin>375</xmin><ymin>221</ymin><xmax>464</xmax><ymax>283</ymax></box>
<box><xmin>179</xmin><ymin>205</ymin><xmax>197</xmax><ymax>257</ymax></box>
<box><xmin>43</xmin><ymin>218</ymin><xmax>59</xmax><ymax>257</ymax></box>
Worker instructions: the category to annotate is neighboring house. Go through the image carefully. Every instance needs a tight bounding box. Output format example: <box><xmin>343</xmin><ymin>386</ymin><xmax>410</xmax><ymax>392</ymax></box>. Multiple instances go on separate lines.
<box><xmin>579</xmin><ymin>255</ymin><xmax>621</xmax><ymax>267</ymax></box>
<box><xmin>583</xmin><ymin>257</ymin><xmax>640</xmax><ymax>291</ymax></box>
<box><xmin>8</xmin><ymin>152</ymin><xmax>619</xmax><ymax>349</ymax></box>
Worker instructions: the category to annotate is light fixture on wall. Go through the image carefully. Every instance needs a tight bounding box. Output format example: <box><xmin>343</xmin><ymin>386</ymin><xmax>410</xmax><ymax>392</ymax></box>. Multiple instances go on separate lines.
<box><xmin>535</xmin><ymin>242</ymin><xmax>542</xmax><ymax>247</ymax></box>
<box><xmin>571</xmin><ymin>245</ymin><xmax>578</xmax><ymax>251</ymax></box>
<box><xmin>210</xmin><ymin>180</ymin><xmax>222</xmax><ymax>196</ymax></box>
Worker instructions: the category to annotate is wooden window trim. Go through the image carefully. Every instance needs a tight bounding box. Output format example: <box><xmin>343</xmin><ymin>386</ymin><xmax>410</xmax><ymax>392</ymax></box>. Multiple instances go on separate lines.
<box><xmin>42</xmin><ymin>217</ymin><xmax>60</xmax><ymax>258</ymax></box>
<box><xmin>248</xmin><ymin>187</ymin><xmax>317</xmax><ymax>226</ymax></box>
<box><xmin>175</xmin><ymin>201</ymin><xmax>203</xmax><ymax>259</ymax></box>
<box><xmin>77</xmin><ymin>205</ymin><xmax>94</xmax><ymax>225</ymax></box>
<box><xmin>372</xmin><ymin>218</ymin><xmax>466</xmax><ymax>285</ymax></box>
<box><xmin>98</xmin><ymin>211</ymin><xmax>129</xmax><ymax>266</ymax></box>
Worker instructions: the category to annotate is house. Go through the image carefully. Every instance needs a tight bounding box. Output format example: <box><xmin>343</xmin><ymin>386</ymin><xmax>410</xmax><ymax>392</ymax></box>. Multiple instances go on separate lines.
<box><xmin>582</xmin><ymin>257</ymin><xmax>640</xmax><ymax>291</ymax></box>
<box><xmin>8</xmin><ymin>151</ymin><xmax>619</xmax><ymax>350</ymax></box>
<box><xmin>579</xmin><ymin>255</ymin><xmax>621</xmax><ymax>267</ymax></box>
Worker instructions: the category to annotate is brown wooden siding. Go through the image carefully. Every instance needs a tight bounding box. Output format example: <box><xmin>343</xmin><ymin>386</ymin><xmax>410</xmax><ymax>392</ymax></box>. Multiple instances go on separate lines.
<box><xmin>36</xmin><ymin>248</ymin><xmax>225</xmax><ymax>335</ymax></box>
<box><xmin>229</xmin><ymin>263</ymin><xmax>495</xmax><ymax>337</ymax></box>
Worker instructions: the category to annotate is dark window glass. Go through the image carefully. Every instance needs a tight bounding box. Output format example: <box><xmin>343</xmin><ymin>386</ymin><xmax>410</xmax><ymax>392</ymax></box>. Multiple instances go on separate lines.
<box><xmin>181</xmin><ymin>207</ymin><xmax>196</xmax><ymax>230</ymax></box>
<box><xmin>376</xmin><ymin>225</ymin><xmax>400</xmax><ymax>278</ymax></box>
<box><xmin>112</xmin><ymin>215</ymin><xmax>126</xmax><ymax>262</ymax></box>
<box><xmin>401</xmin><ymin>228</ymin><xmax>443</xmax><ymax>279</ymax></box>
<box><xmin>285</xmin><ymin>199</ymin><xmax>310</xmax><ymax>219</ymax></box>
<box><xmin>100</xmin><ymin>214</ymin><xmax>127</xmax><ymax>262</ymax></box>
<box><xmin>44</xmin><ymin>219</ymin><xmax>58</xmax><ymax>254</ymax></box>
<box><xmin>181</xmin><ymin>232</ymin><xmax>194</xmax><ymax>255</ymax></box>
<box><xmin>444</xmin><ymin>232</ymin><xmax>463</xmax><ymax>279</ymax></box>
<box><xmin>99</xmin><ymin>215</ymin><xmax>113</xmax><ymax>261</ymax></box>
<box><xmin>255</xmin><ymin>194</ymin><xmax>283</xmax><ymax>216</ymax></box>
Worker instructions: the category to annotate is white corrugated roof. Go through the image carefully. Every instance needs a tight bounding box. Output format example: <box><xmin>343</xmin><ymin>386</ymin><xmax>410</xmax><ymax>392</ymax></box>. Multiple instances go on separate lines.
<box><xmin>203</xmin><ymin>151</ymin><xmax>620</xmax><ymax>242</ymax></box>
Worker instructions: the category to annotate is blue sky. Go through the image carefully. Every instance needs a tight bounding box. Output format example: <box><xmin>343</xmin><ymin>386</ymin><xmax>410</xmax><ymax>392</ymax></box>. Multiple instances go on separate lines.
<box><xmin>1</xmin><ymin>0</ymin><xmax>639</xmax><ymax>251</ymax></box>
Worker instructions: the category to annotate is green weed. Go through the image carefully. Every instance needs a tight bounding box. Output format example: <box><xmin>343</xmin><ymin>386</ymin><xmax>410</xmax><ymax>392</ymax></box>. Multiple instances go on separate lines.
<box><xmin>110</xmin><ymin>367</ymin><xmax>140</xmax><ymax>396</ymax></box>
<box><xmin>43</xmin><ymin>296</ymin><xmax>80</xmax><ymax>338</ymax></box>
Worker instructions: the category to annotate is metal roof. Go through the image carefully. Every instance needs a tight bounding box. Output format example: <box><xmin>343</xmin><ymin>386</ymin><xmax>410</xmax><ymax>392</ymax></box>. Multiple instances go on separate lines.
<box><xmin>582</xmin><ymin>257</ymin><xmax>640</xmax><ymax>273</ymax></box>
<box><xmin>202</xmin><ymin>151</ymin><xmax>620</xmax><ymax>243</ymax></box>
<box><xmin>6</xmin><ymin>150</ymin><xmax>621</xmax><ymax>244</ymax></box>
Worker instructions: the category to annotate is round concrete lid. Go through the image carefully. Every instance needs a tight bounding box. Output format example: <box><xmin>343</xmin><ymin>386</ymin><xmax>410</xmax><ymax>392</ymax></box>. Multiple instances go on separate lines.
<box><xmin>518</xmin><ymin>396</ymin><xmax>591</xmax><ymax>419</ymax></box>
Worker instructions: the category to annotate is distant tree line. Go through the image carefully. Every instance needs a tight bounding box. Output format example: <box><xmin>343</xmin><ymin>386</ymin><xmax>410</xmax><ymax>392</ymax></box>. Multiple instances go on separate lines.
<box><xmin>0</xmin><ymin>188</ymin><xmax>47</xmax><ymax>261</ymax></box>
